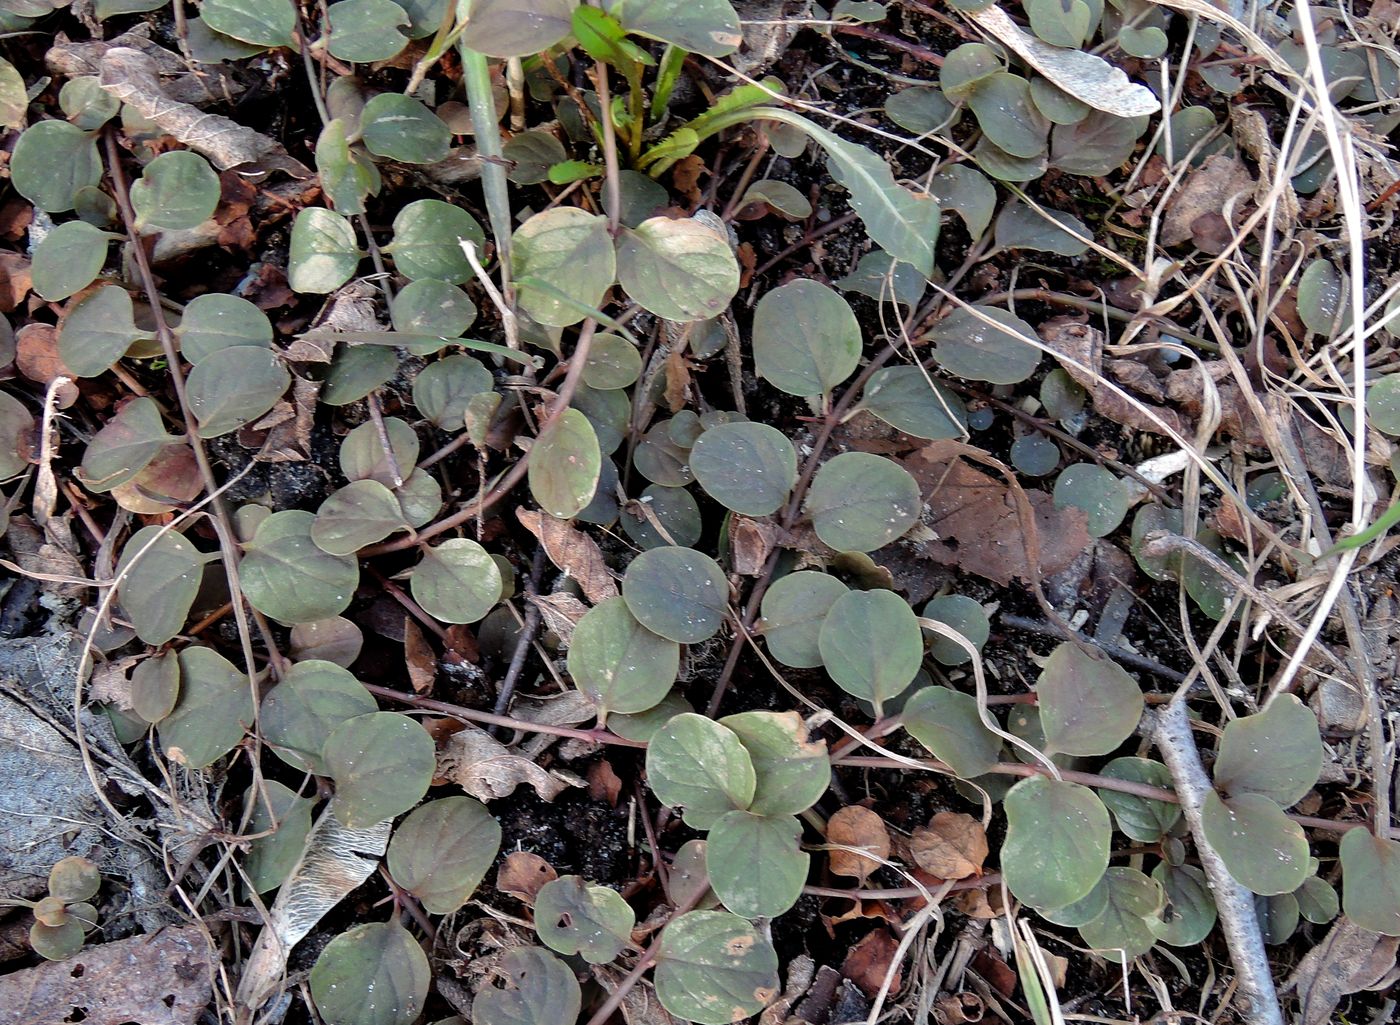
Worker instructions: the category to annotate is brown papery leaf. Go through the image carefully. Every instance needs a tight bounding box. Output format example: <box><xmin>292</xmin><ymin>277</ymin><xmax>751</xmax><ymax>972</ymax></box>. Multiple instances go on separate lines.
<box><xmin>910</xmin><ymin>812</ymin><xmax>988</xmax><ymax>880</ymax></box>
<box><xmin>841</xmin><ymin>927</ymin><xmax>902</xmax><ymax>999</ymax></box>
<box><xmin>826</xmin><ymin>806</ymin><xmax>890</xmax><ymax>882</ymax></box>
<box><xmin>1161</xmin><ymin>153</ymin><xmax>1255</xmax><ymax>251</ymax></box>
<box><xmin>516</xmin><ymin>508</ymin><xmax>619</xmax><ymax>604</ymax></box>
<box><xmin>1037</xmin><ymin>318</ymin><xmax>1186</xmax><ymax>438</ymax></box>
<box><xmin>497</xmin><ymin>850</ymin><xmax>557</xmax><ymax>905</ymax></box>
<box><xmin>1286</xmin><ymin>917</ymin><xmax>1400</xmax><ymax>1025</ymax></box>
<box><xmin>403</xmin><ymin>617</ymin><xmax>436</xmax><ymax>694</ymax></box>
<box><xmin>437</xmin><ymin>723</ymin><xmax>582</xmax><ymax>801</ymax></box>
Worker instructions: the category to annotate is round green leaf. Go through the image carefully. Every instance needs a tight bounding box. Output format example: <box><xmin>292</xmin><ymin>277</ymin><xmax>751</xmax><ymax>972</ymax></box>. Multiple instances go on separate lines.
<box><xmin>160</xmin><ymin>646</ymin><xmax>254</xmax><ymax>769</ymax></box>
<box><xmin>902</xmin><ymin>687</ymin><xmax>1002</xmax><ymax>779</ymax></box>
<box><xmin>608</xmin><ymin>691</ymin><xmax>693</xmax><ymax>743</ymax></box>
<box><xmin>1010</xmin><ymin>433</ymin><xmax>1059</xmax><ymax>476</ymax></box>
<box><xmin>310</xmin><ymin>921</ymin><xmax>430</xmax><ymax>1025</ymax></box>
<box><xmin>615</xmin><ymin>215</ymin><xmax>739</xmax><ymax>322</ymax></box>
<box><xmin>391</xmin><ymin>279</ymin><xmax>477</xmax><ymax>345</ymax></box>
<box><xmin>758</xmin><ymin>571</ymin><xmax>848</xmax><ymax>669</ymax></box>
<box><xmin>187</xmin><ymin>346</ymin><xmax>289</xmax><ymax>437</ymax></box>
<box><xmin>0</xmin><ymin>391</ymin><xmax>30</xmax><ymax>480</ymax></box>
<box><xmin>131</xmin><ymin>650</ymin><xmax>181</xmax><ymax>723</ymax></box>
<box><xmin>511</xmin><ymin>207</ymin><xmax>615</xmax><ymax>327</ymax></box>
<box><xmin>288</xmin><ymin>207</ymin><xmax>361</xmax><ymax>294</ymax></box>
<box><xmin>1256</xmin><ymin>891</ymin><xmax>1300</xmax><ymax>945</ymax></box>
<box><xmin>202</xmin><ymin>0</ymin><xmax>298</xmax><ymax>47</ymax></box>
<box><xmin>967</xmin><ymin>72</ymin><xmax>1050</xmax><ymax>159</ymax></box>
<box><xmin>327</xmin><ymin>0</ymin><xmax>410</xmax><ymax>61</ymax></box>
<box><xmin>290</xmin><ymin>616</ymin><xmax>364</xmax><ymax>667</ymax></box>
<box><xmin>707</xmin><ymin>811</ymin><xmax>807</xmax><ymax>919</ymax></box>
<box><xmin>78</xmin><ymin>397</ymin><xmax>180</xmax><ymax>493</ymax></box>
<box><xmin>1339</xmin><ymin>829</ymin><xmax>1400</xmax><ymax>936</ymax></box>
<box><xmin>581</xmin><ymin>333</ymin><xmax>642</xmax><ymax>390</ymax></box>
<box><xmin>922</xmin><ymin>594</ymin><xmax>990</xmax><ymax>666</ymax></box>
<box><xmin>1367</xmin><ymin>374</ymin><xmax>1400</xmax><ymax>436</ymax></box>
<box><xmin>926</xmin><ymin>305</ymin><xmax>1040</xmax><ymax>385</ymax></box>
<box><xmin>534</xmin><ymin>875</ymin><xmax>634</xmax><ymax>963</ymax></box>
<box><xmin>312</xmin><ymin>479</ymin><xmax>408</xmax><ymax>556</ymax></box>
<box><xmin>48</xmin><ymin>857</ymin><xmax>101</xmax><ymax>904</ymax></box>
<box><xmin>260</xmin><ymin>659</ymin><xmax>378</xmax><ymax>774</ymax></box>
<box><xmin>1029</xmin><ymin>78</ymin><xmax>1090</xmax><ymax>124</ymax></box>
<box><xmin>571</xmin><ymin>382</ymin><xmax>628</xmax><ymax>455</ymax></box>
<box><xmin>805</xmin><ymin>452</ymin><xmax>921</xmax><ymax>553</ymax></box>
<box><xmin>131</xmin><ymin>151</ymin><xmax>221</xmax><ymax>231</ymax></box>
<box><xmin>654</xmin><ymin>911</ymin><xmax>779</xmax><ymax>1025</ymax></box>
<box><xmin>32</xmin><ymin>221</ymin><xmax>110</xmax><ymax>302</ymax></box>
<box><xmin>1296</xmin><ymin>874</ymin><xmax>1339</xmax><ymax>925</ymax></box>
<box><xmin>646</xmin><ymin>712</ymin><xmax>756</xmax><ymax>829</ymax></box>
<box><xmin>1050</xmin><ymin>112</ymin><xmax>1150</xmax><ymax>177</ymax></box>
<box><xmin>472</xmin><ymin>947</ymin><xmax>582</xmax><ymax>1025</ymax></box>
<box><xmin>324</xmin><ymin>347</ymin><xmax>396</xmax><ymax>405</ymax></box>
<box><xmin>719</xmin><ymin>710</ymin><xmax>831</xmax><ymax>817</ymax></box>
<box><xmin>316</xmin><ymin>117</ymin><xmax>379</xmax><ymax>215</ymax></box>
<box><xmin>859</xmin><ymin>366</ymin><xmax>967</xmax><ymax>441</ymax></box>
<box><xmin>1077</xmin><ymin>867</ymin><xmax>1162</xmax><ymax>963</ymax></box>
<box><xmin>1297</xmin><ymin>258</ymin><xmax>1344</xmax><ymax>337</ymax></box>
<box><xmin>632</xmin><ymin>422</ymin><xmax>693</xmax><ymax>486</ymax></box>
<box><xmin>567</xmin><ymin>597</ymin><xmax>678</xmax><ymax>721</ymax></box>
<box><xmin>243</xmin><ymin>780</ymin><xmax>314</xmax><ymax>894</ymax></box>
<box><xmin>412</xmin><ymin>354</ymin><xmax>492</xmax><ymax>429</ymax></box>
<box><xmin>752</xmin><ymin>279</ymin><xmax>860</xmax><ymax>397</ymax></box>
<box><xmin>324</xmin><ymin>712</ymin><xmax>436</xmax><ymax>828</ymax></box>
<box><xmin>1097</xmin><ymin>757</ymin><xmax>1181</xmax><ymax>841</ymax></box>
<box><xmin>1148</xmin><ymin>863</ymin><xmax>1217</xmax><ymax>946</ymax></box>
<box><xmin>1039</xmin><ymin>874</ymin><xmax>1109</xmax><ymax>927</ymax></box>
<box><xmin>59</xmin><ymin>284</ymin><xmax>143</xmax><ymax>378</ymax></box>
<box><xmin>340</xmin><ymin>417</ymin><xmax>419</xmax><ymax>485</ymax></box>
<box><xmin>117</xmin><ymin>525</ymin><xmax>209</xmax><ymax>645</ymax></box>
<box><xmin>818</xmin><ymin>589</ymin><xmax>922</xmax><ymax>716</ymax></box>
<box><xmin>1041</xmin><ymin>366</ymin><xmax>1087</xmax><ymax>422</ymax></box>
<box><xmin>529</xmin><ymin>409</ymin><xmax>601</xmax><ymax>518</ymax></box>
<box><xmin>885</xmin><ymin>84</ymin><xmax>956</xmax><ymax>134</ymax></box>
<box><xmin>1002</xmin><ymin>775</ymin><xmax>1111</xmax><ymax>910</ymax></box>
<box><xmin>689</xmin><ymin>421</ymin><xmax>797</xmax><ymax>516</ymax></box>
<box><xmin>411</xmin><ymin>538</ymin><xmax>503</xmax><ymax>624</ymax></box>
<box><xmin>620</xmin><ymin>484</ymin><xmax>703</xmax><ymax>551</ymax></box>
<box><xmin>387</xmin><ymin>797</ymin><xmax>501</xmax><ymax>914</ymax></box>
<box><xmin>1211</xmin><ymin>695</ymin><xmax>1322</xmax><ymax>807</ymax></box>
<box><xmin>389</xmin><ymin>199</ymin><xmax>485</xmax><ymax>283</ymax></box>
<box><xmin>177</xmin><ymin>293</ymin><xmax>273</xmax><ymax>364</ymax></box>
<box><xmin>30</xmin><ymin>920</ymin><xmax>85</xmax><ymax>961</ymax></box>
<box><xmin>940</xmin><ymin>42</ymin><xmax>1002</xmax><ymax>101</ymax></box>
<box><xmin>1052</xmin><ymin>464</ymin><xmax>1132</xmax><ymax>538</ymax></box>
<box><xmin>622</xmin><ymin>546</ymin><xmax>728</xmax><ymax>644</ymax></box>
<box><xmin>1201</xmin><ymin>791</ymin><xmax>1310</xmax><ymax>896</ymax></box>
<box><xmin>1036</xmin><ymin>642</ymin><xmax>1144</xmax><ymax>757</ymax></box>
<box><xmin>241</xmin><ymin>509</ymin><xmax>360</xmax><ymax>624</ymax></box>
<box><xmin>457</xmin><ymin>0</ymin><xmax>575</xmax><ymax>57</ymax></box>
<box><xmin>11</xmin><ymin>121</ymin><xmax>103</xmax><ymax>213</ymax></box>
<box><xmin>59</xmin><ymin>76</ymin><xmax>119</xmax><ymax>130</ymax></box>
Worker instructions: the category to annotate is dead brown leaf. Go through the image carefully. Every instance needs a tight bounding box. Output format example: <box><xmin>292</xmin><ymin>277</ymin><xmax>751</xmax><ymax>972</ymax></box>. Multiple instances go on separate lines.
<box><xmin>0</xmin><ymin>252</ymin><xmax>32</xmax><ymax>313</ymax></box>
<box><xmin>826</xmin><ymin>806</ymin><xmax>890</xmax><ymax>882</ymax></box>
<box><xmin>910</xmin><ymin>812</ymin><xmax>988</xmax><ymax>880</ymax></box>
<box><xmin>516</xmin><ymin>509</ymin><xmax>619</xmax><ymax>604</ymax></box>
<box><xmin>497</xmin><ymin>851</ymin><xmax>557</xmax><ymax>904</ymax></box>
<box><xmin>0</xmin><ymin>926</ymin><xmax>212</xmax><ymax>1025</ymax></box>
<box><xmin>902</xmin><ymin>443</ymin><xmax>1090</xmax><ymax>587</ymax></box>
<box><xmin>526</xmin><ymin>591</ymin><xmax>589</xmax><ymax>647</ymax></box>
<box><xmin>663</xmin><ymin>348</ymin><xmax>690</xmax><ymax>412</ymax></box>
<box><xmin>1286</xmin><ymin>917</ymin><xmax>1400</xmax><ymax>1025</ymax></box>
<box><xmin>1162</xmin><ymin>153</ymin><xmax>1255</xmax><ymax>251</ymax></box>
<box><xmin>14</xmin><ymin>325</ymin><xmax>76</xmax><ymax>408</ymax></box>
<box><xmin>1038</xmin><ymin>317</ymin><xmax>1186</xmax><ymax>437</ymax></box>
<box><xmin>841</xmin><ymin>927</ymin><xmax>902</xmax><ymax>999</ymax></box>
<box><xmin>587</xmin><ymin>759</ymin><xmax>623</xmax><ymax>805</ymax></box>
<box><xmin>111</xmin><ymin>442</ymin><xmax>202</xmax><ymax>514</ymax></box>
<box><xmin>403</xmin><ymin>617</ymin><xmax>436</xmax><ymax>693</ymax></box>
<box><xmin>730</xmin><ymin>515</ymin><xmax>776</xmax><ymax>576</ymax></box>
<box><xmin>437</xmin><ymin>724</ymin><xmax>581</xmax><ymax>801</ymax></box>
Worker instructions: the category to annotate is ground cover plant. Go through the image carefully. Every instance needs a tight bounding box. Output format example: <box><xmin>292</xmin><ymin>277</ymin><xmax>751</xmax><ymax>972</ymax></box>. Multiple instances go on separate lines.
<box><xmin>0</xmin><ymin>0</ymin><xmax>1398</xmax><ymax>1023</ymax></box>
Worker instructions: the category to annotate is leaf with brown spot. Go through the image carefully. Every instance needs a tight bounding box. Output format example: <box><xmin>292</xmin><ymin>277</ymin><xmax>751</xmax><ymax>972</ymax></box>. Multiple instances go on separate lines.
<box><xmin>497</xmin><ymin>851</ymin><xmax>557</xmax><ymax>905</ymax></box>
<box><xmin>910</xmin><ymin>812</ymin><xmax>988</xmax><ymax>880</ymax></box>
<box><xmin>403</xmin><ymin>617</ymin><xmax>435</xmax><ymax>694</ymax></box>
<box><xmin>517</xmin><ymin>508</ymin><xmax>619</xmax><ymax>604</ymax></box>
<box><xmin>826</xmin><ymin>806</ymin><xmax>890</xmax><ymax>882</ymax></box>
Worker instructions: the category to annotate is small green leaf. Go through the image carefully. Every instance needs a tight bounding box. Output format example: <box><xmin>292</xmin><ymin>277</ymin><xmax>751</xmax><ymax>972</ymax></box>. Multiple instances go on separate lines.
<box><xmin>341</xmin><ymin>417</ymin><xmax>419</xmax><ymax>485</ymax></box>
<box><xmin>646</xmin><ymin>712</ymin><xmax>756</xmax><ymax>829</ymax></box>
<box><xmin>471</xmin><ymin>947</ymin><xmax>582</xmax><ymax>1025</ymax></box>
<box><xmin>620</xmin><ymin>483</ymin><xmax>702</xmax><ymax>551</ymax></box>
<box><xmin>925</xmin><ymin>305</ymin><xmax>1040</xmax><ymax>386</ymax></box>
<box><xmin>131</xmin><ymin>151</ymin><xmax>221</xmax><ymax>231</ymax></box>
<box><xmin>511</xmin><ymin>208</ymin><xmax>615</xmax><ymax>328</ymax></box>
<box><xmin>633</xmin><ymin>421</ymin><xmax>693</xmax><ymax>486</ymax></box>
<box><xmin>327</xmin><ymin>0</ymin><xmax>410</xmax><ymax>62</ymax></box>
<box><xmin>1052</xmin><ymin>463</ymin><xmax>1132</xmax><ymax>538</ymax></box>
<box><xmin>1028</xmin><ymin>79</ymin><xmax>1091</xmax><ymax>125</ymax></box>
<box><xmin>288</xmin><ymin>208</ymin><xmax>361</xmax><ymax>294</ymax></box>
<box><xmin>603</xmin><ymin>0</ymin><xmax>741</xmax><ymax>57</ymax></box>
<box><xmin>580</xmin><ymin>333</ymin><xmax>642</xmax><ymax>390</ymax></box>
<box><xmin>78</xmin><ymin>397</ymin><xmax>180</xmax><ymax>493</ymax></box>
<box><xmin>615</xmin><ymin>216</ymin><xmax>739</xmax><ymax>322</ymax></box>
<box><xmin>534</xmin><ymin>875</ymin><xmax>635</xmax><ymax>963</ymax></box>
<box><xmin>312</xmin><ymin>479</ymin><xmax>408</xmax><ymax>555</ymax></box>
<box><xmin>719</xmin><ymin>710</ymin><xmax>831</xmax><ymax>817</ymax></box>
<box><xmin>1201</xmin><ymin>791</ymin><xmax>1310</xmax><ymax>896</ymax></box>
<box><xmin>752</xmin><ymin>279</ymin><xmax>860</xmax><ymax>397</ymax></box>
<box><xmin>177</xmin><ymin>293</ymin><xmax>273</xmax><ymax>364</ymax></box>
<box><xmin>411</xmin><ymin>538</ymin><xmax>503</xmax><ymax>624</ymax></box>
<box><xmin>1097</xmin><ymin>757</ymin><xmax>1181</xmax><ymax>841</ymax></box>
<box><xmin>316</xmin><ymin>118</ymin><xmax>380</xmax><ymax>215</ymax></box>
<box><xmin>1295</xmin><ymin>874</ymin><xmax>1339</xmax><ymax>925</ymax></box>
<box><xmin>0</xmin><ymin>56</ymin><xmax>27</xmax><ymax>129</ymax></box>
<box><xmin>885</xmin><ymin>85</ymin><xmax>956</xmax><ymax>135</ymax></box>
<box><xmin>1297</xmin><ymin>259</ymin><xmax>1345</xmax><ymax>337</ymax></box>
<box><xmin>529</xmin><ymin>409</ymin><xmax>601</xmax><ymax>518</ymax></box>
<box><xmin>689</xmin><ymin>421</ymin><xmax>797</xmax><ymax>516</ymax></box>
<box><xmin>994</xmin><ymin>200</ymin><xmax>1090</xmax><ymax>257</ymax></box>
<box><xmin>1036</xmin><ymin>642</ymin><xmax>1144</xmax><ymax>757</ymax></box>
<box><xmin>834</xmin><ymin>250</ymin><xmax>927</xmax><ymax>310</ymax></box>
<box><xmin>48</xmin><ymin>857</ymin><xmax>101</xmax><ymax>903</ymax></box>
<box><xmin>622</xmin><ymin>546</ymin><xmax>728</xmax><ymax>644</ymax></box>
<box><xmin>805</xmin><ymin>451</ymin><xmax>921</xmax><ymax>553</ymax></box>
<box><xmin>310</xmin><ymin>921</ymin><xmax>431</xmax><ymax>1025</ymax></box>
<box><xmin>116</xmin><ymin>525</ymin><xmax>210</xmax><ymax>645</ymax></box>
<box><xmin>1339</xmin><ymin>829</ymin><xmax>1400</xmax><ymax>936</ymax></box>
<box><xmin>0</xmin><ymin>391</ymin><xmax>31</xmax><ymax>479</ymax></box>
<box><xmin>902</xmin><ymin>687</ymin><xmax>1002</xmax><ymax>778</ymax></box>
<box><xmin>653</xmin><ymin>911</ymin><xmax>779</xmax><ymax>1025</ymax></box>
<box><xmin>1050</xmin><ymin>112</ymin><xmax>1150</xmax><ymax>177</ymax></box>
<box><xmin>131</xmin><ymin>650</ymin><xmax>181</xmax><ymax>723</ymax></box>
<box><xmin>391</xmin><ymin>279</ymin><xmax>477</xmax><ymax>345</ymax></box>
<box><xmin>324</xmin><ymin>712</ymin><xmax>436</xmax><ymax>828</ymax></box>
<box><xmin>758</xmin><ymin>571</ymin><xmax>848</xmax><ymax>669</ymax></box>
<box><xmin>290</xmin><ymin>616</ymin><xmax>365</xmax><ymax>667</ymax></box>
<box><xmin>740</xmin><ymin>179</ymin><xmax>812</xmax><ymax>219</ymax></box>
<box><xmin>202</xmin><ymin>0</ymin><xmax>298</xmax><ymax>47</ymax></box>
<box><xmin>360</xmin><ymin>92</ymin><xmax>451</xmax><ymax>164</ymax></box>
<box><xmin>1024</xmin><ymin>0</ymin><xmax>1091</xmax><ymax>47</ymax></box>
<box><xmin>940</xmin><ymin>42</ymin><xmax>1002</xmax><ymax>101</ymax></box>
<box><xmin>186</xmin><ymin>346</ymin><xmax>289</xmax><ymax>437</ymax></box>
<box><xmin>1212</xmin><ymin>695</ymin><xmax>1322</xmax><ymax>807</ymax></box>
<box><xmin>260</xmin><ymin>659</ymin><xmax>378</xmax><ymax>774</ymax></box>
<box><xmin>389</xmin><ymin>199</ymin><xmax>485</xmax><ymax>283</ymax></box>
<box><xmin>1077</xmin><ymin>867</ymin><xmax>1162</xmax><ymax>962</ymax></box>
<box><xmin>818</xmin><ymin>589</ymin><xmax>922</xmax><ymax>717</ymax></box>
<box><xmin>567</xmin><ymin>597</ymin><xmax>678</xmax><ymax>721</ymax></box>
<box><xmin>160</xmin><ymin>646</ymin><xmax>254</xmax><ymax>768</ymax></box>
<box><xmin>707</xmin><ymin>811</ymin><xmax>808</xmax><ymax>918</ymax></box>
<box><xmin>458</xmin><ymin>0</ymin><xmax>575</xmax><ymax>57</ymax></box>
<box><xmin>1368</xmin><ymin>374</ymin><xmax>1400</xmax><ymax>436</ymax></box>
<box><xmin>1256</xmin><ymin>891</ymin><xmax>1300</xmax><ymax>945</ymax></box>
<box><xmin>241</xmin><ymin>509</ymin><xmax>360</xmax><ymax>624</ymax></box>
<box><xmin>967</xmin><ymin>73</ymin><xmax>1050</xmax><ymax>159</ymax></box>
<box><xmin>412</xmin><ymin>354</ymin><xmax>492</xmax><ymax>428</ymax></box>
<box><xmin>58</xmin><ymin>284</ymin><xmax>143</xmax><ymax>378</ymax></box>
<box><xmin>32</xmin><ymin>221</ymin><xmax>110</xmax><ymax>302</ymax></box>
<box><xmin>10</xmin><ymin>121</ymin><xmax>103</xmax><ymax>213</ymax></box>
<box><xmin>244</xmin><ymin>780</ymin><xmax>314</xmax><ymax>893</ymax></box>
<box><xmin>1002</xmin><ymin>775</ymin><xmax>1111</xmax><ymax>910</ymax></box>
<box><xmin>1148</xmin><ymin>862</ymin><xmax>1217</xmax><ymax>946</ymax></box>
<box><xmin>30</xmin><ymin>920</ymin><xmax>85</xmax><ymax>960</ymax></box>
<box><xmin>387</xmin><ymin>797</ymin><xmax>501</xmax><ymax>913</ymax></box>
<box><xmin>921</xmin><ymin>594</ymin><xmax>989</xmax><ymax>666</ymax></box>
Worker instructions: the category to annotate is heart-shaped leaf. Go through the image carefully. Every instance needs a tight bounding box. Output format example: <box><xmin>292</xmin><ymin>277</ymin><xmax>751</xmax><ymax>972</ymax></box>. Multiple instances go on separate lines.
<box><xmin>160</xmin><ymin>646</ymin><xmax>254</xmax><ymax>768</ymax></box>
<box><xmin>241</xmin><ymin>509</ymin><xmax>360</xmax><ymax>624</ymax></box>
<box><xmin>311</xmin><ymin>479</ymin><xmax>408</xmax><ymax>555</ymax></box>
<box><xmin>994</xmin><ymin>200</ymin><xmax>1089</xmax><ymax>256</ymax></box>
<box><xmin>967</xmin><ymin>73</ymin><xmax>1050</xmax><ymax>158</ymax></box>
<box><xmin>922</xmin><ymin>594</ymin><xmax>990</xmax><ymax>666</ymax></box>
<box><xmin>326</xmin><ymin>0</ymin><xmax>410</xmax><ymax>61</ymax></box>
<box><xmin>32</xmin><ymin>221</ymin><xmax>111</xmax><ymax>301</ymax></box>
<box><xmin>752</xmin><ymin>279</ymin><xmax>860</xmax><ymax>397</ymax></box>
<box><xmin>925</xmin><ymin>305</ymin><xmax>1040</xmax><ymax>385</ymax></box>
<box><xmin>116</xmin><ymin>525</ymin><xmax>211</xmax><ymax>645</ymax></box>
<box><xmin>387</xmin><ymin>796</ymin><xmax>501</xmax><ymax>913</ymax></box>
<box><xmin>243</xmin><ymin>780</ymin><xmax>314</xmax><ymax>894</ymax></box>
<box><xmin>512</xmin><ymin>208</ymin><xmax>615</xmax><ymax>327</ymax></box>
<box><xmin>622</xmin><ymin>546</ymin><xmax>728</xmax><ymax>644</ymax></box>
<box><xmin>316</xmin><ymin>117</ymin><xmax>380</xmax><ymax>215</ymax></box>
<box><xmin>615</xmin><ymin>216</ymin><xmax>739</xmax><ymax>322</ymax></box>
<box><xmin>59</xmin><ymin>285</ymin><xmax>143</xmax><ymax>378</ymax></box>
<box><xmin>411</xmin><ymin>538</ymin><xmax>503</xmax><ymax>624</ymax></box>
<box><xmin>1148</xmin><ymin>862</ymin><xmax>1217</xmax><ymax>946</ymax></box>
<box><xmin>818</xmin><ymin>589</ymin><xmax>922</xmax><ymax>717</ymax></box>
<box><xmin>360</xmin><ymin>92</ymin><xmax>451</xmax><ymax>164</ymax></box>
<box><xmin>260</xmin><ymin>659</ymin><xmax>378</xmax><ymax>774</ymax></box>
<box><xmin>707</xmin><ymin>811</ymin><xmax>808</xmax><ymax>919</ymax></box>
<box><xmin>288</xmin><ymin>208</ymin><xmax>361</xmax><ymax>294</ymax></box>
<box><xmin>689</xmin><ymin>421</ymin><xmax>797</xmax><ymax>516</ymax></box>
<box><xmin>187</xmin><ymin>346</ymin><xmax>289</xmax><ymax>437</ymax></box>
<box><xmin>1052</xmin><ymin>463</ymin><xmax>1132</xmax><ymax>538</ymax></box>
<box><xmin>1002</xmin><ymin>775</ymin><xmax>1111</xmax><ymax>910</ymax></box>
<box><xmin>903</xmin><ymin>686</ymin><xmax>1002</xmax><ymax>779</ymax></box>
<box><xmin>177</xmin><ymin>293</ymin><xmax>273</xmax><ymax>364</ymax></box>
<box><xmin>1212</xmin><ymin>695</ymin><xmax>1322</xmax><ymax>807</ymax></box>
<box><xmin>567</xmin><ymin>596</ymin><xmax>678</xmax><ymax>722</ymax></box>
<box><xmin>529</xmin><ymin>409</ymin><xmax>601</xmax><ymax>518</ymax></box>
<box><xmin>471</xmin><ymin>947</ymin><xmax>582</xmax><ymax>1025</ymax></box>
<box><xmin>1201</xmin><ymin>791</ymin><xmax>1310</xmax><ymax>895</ymax></box>
<box><xmin>324</xmin><ymin>712</ymin><xmax>436</xmax><ymax>828</ymax></box>
<box><xmin>78</xmin><ymin>397</ymin><xmax>180</xmax><ymax>493</ymax></box>
<box><xmin>202</xmin><ymin>0</ymin><xmax>297</xmax><ymax>47</ymax></box>
<box><xmin>1076</xmin><ymin>867</ymin><xmax>1162</xmax><ymax>962</ymax></box>
<box><xmin>341</xmin><ymin>417</ymin><xmax>419</xmax><ymax>484</ymax></box>
<box><xmin>858</xmin><ymin>366</ymin><xmax>968</xmax><ymax>441</ymax></box>
<box><xmin>653</xmin><ymin>911</ymin><xmax>779</xmax><ymax>1025</ymax></box>
<box><xmin>805</xmin><ymin>452</ymin><xmax>921</xmax><ymax>553</ymax></box>
<box><xmin>413</xmin><ymin>354</ymin><xmax>492</xmax><ymax>428</ymax></box>
<box><xmin>1097</xmin><ymin>757</ymin><xmax>1181</xmax><ymax>841</ymax></box>
<box><xmin>310</xmin><ymin>921</ymin><xmax>430</xmax><ymax>1025</ymax></box>
<box><xmin>131</xmin><ymin>151</ymin><xmax>221</xmax><ymax>231</ymax></box>
<box><xmin>1339</xmin><ymin>829</ymin><xmax>1400</xmax><ymax>936</ymax></box>
<box><xmin>719</xmin><ymin>710</ymin><xmax>830</xmax><ymax>817</ymax></box>
<box><xmin>10</xmin><ymin>121</ymin><xmax>103</xmax><ymax>213</ymax></box>
<box><xmin>388</xmin><ymin>199</ymin><xmax>486</xmax><ymax>283</ymax></box>
<box><xmin>534</xmin><ymin>874</ymin><xmax>634</xmax><ymax>963</ymax></box>
<box><xmin>603</xmin><ymin>0</ymin><xmax>741</xmax><ymax>56</ymax></box>
<box><xmin>1036</xmin><ymin>642</ymin><xmax>1143</xmax><ymax>756</ymax></box>
<box><xmin>130</xmin><ymin>650</ymin><xmax>181</xmax><ymax>723</ymax></box>
<box><xmin>458</xmin><ymin>0</ymin><xmax>575</xmax><ymax>57</ymax></box>
<box><xmin>646</xmin><ymin>712</ymin><xmax>756</xmax><ymax>829</ymax></box>
<box><xmin>758</xmin><ymin>571</ymin><xmax>848</xmax><ymax>669</ymax></box>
